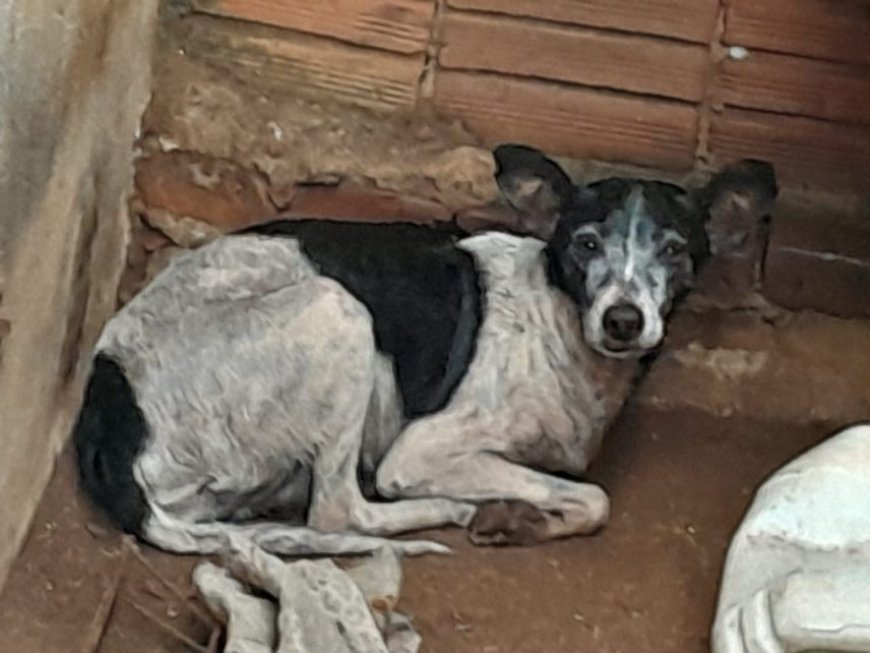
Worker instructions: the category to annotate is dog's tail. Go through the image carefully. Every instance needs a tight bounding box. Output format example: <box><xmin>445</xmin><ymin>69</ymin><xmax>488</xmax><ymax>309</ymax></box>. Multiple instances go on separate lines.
<box><xmin>73</xmin><ymin>353</ymin><xmax>150</xmax><ymax>536</ymax></box>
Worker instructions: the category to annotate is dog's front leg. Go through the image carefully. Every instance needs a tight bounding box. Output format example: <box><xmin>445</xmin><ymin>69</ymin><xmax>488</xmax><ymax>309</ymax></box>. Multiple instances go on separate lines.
<box><xmin>376</xmin><ymin>420</ymin><xmax>609</xmax><ymax>546</ymax></box>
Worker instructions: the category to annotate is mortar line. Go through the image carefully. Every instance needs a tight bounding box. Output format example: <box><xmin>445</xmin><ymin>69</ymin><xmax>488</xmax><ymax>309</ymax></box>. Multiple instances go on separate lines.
<box><xmin>694</xmin><ymin>0</ymin><xmax>730</xmax><ymax>175</ymax></box>
<box><xmin>416</xmin><ymin>0</ymin><xmax>447</xmax><ymax>107</ymax></box>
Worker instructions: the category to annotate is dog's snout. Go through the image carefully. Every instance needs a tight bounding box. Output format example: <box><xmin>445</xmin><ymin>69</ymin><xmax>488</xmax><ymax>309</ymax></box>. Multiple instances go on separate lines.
<box><xmin>602</xmin><ymin>304</ymin><xmax>644</xmax><ymax>343</ymax></box>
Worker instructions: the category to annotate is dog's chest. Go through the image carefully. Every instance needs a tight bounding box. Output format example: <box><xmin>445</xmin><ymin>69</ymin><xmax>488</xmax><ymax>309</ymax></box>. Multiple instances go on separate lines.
<box><xmin>453</xmin><ymin>234</ymin><xmax>638</xmax><ymax>473</ymax></box>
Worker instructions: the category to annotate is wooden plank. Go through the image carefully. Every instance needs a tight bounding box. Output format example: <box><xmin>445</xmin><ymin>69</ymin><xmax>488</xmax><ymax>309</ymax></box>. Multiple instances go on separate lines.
<box><xmin>447</xmin><ymin>0</ymin><xmax>720</xmax><ymax>43</ymax></box>
<box><xmin>720</xmin><ymin>51</ymin><xmax>870</xmax><ymax>126</ymax></box>
<box><xmin>185</xmin><ymin>17</ymin><xmax>423</xmax><ymax>111</ymax></box>
<box><xmin>440</xmin><ymin>13</ymin><xmax>708</xmax><ymax>102</ymax></box>
<box><xmin>726</xmin><ymin>0</ymin><xmax>870</xmax><ymax>65</ymax></box>
<box><xmin>710</xmin><ymin>109</ymin><xmax>870</xmax><ymax>191</ymax></box>
<box><xmin>434</xmin><ymin>71</ymin><xmax>699</xmax><ymax>170</ymax></box>
<box><xmin>191</xmin><ymin>0</ymin><xmax>433</xmax><ymax>54</ymax></box>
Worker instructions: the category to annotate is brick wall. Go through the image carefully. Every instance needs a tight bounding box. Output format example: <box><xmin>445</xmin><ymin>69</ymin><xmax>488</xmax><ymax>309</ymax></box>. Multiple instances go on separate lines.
<box><xmin>178</xmin><ymin>0</ymin><xmax>870</xmax><ymax>192</ymax></box>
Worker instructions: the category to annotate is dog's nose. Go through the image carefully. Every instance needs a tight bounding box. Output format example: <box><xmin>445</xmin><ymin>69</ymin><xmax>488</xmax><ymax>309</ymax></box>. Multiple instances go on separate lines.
<box><xmin>603</xmin><ymin>304</ymin><xmax>644</xmax><ymax>343</ymax></box>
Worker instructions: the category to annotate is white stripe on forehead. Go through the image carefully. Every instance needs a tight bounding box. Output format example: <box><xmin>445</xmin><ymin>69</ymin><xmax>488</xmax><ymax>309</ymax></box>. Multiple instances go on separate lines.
<box><xmin>623</xmin><ymin>186</ymin><xmax>646</xmax><ymax>280</ymax></box>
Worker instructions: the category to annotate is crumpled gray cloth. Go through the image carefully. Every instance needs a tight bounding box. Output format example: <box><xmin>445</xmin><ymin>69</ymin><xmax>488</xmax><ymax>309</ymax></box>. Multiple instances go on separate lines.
<box><xmin>194</xmin><ymin>543</ymin><xmax>420</xmax><ymax>653</ymax></box>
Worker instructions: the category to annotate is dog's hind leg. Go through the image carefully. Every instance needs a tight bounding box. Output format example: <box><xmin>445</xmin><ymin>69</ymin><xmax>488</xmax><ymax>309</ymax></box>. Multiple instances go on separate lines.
<box><xmin>131</xmin><ymin>282</ymin><xmax>471</xmax><ymax>556</ymax></box>
<box><xmin>305</xmin><ymin>400</ymin><xmax>477</xmax><ymax>538</ymax></box>
<box><xmin>142</xmin><ymin>505</ymin><xmax>451</xmax><ymax>557</ymax></box>
<box><xmin>303</xmin><ymin>330</ymin><xmax>476</xmax><ymax>538</ymax></box>
<box><xmin>309</xmin><ymin>448</ymin><xmax>477</xmax><ymax>538</ymax></box>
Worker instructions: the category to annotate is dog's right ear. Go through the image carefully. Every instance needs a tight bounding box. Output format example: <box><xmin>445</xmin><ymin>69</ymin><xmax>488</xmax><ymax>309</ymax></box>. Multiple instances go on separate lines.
<box><xmin>493</xmin><ymin>144</ymin><xmax>574</xmax><ymax>239</ymax></box>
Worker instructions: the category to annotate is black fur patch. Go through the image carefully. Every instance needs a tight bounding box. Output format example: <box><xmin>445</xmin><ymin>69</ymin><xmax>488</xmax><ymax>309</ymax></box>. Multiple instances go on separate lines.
<box><xmin>241</xmin><ymin>220</ymin><xmax>484</xmax><ymax>418</ymax></box>
<box><xmin>74</xmin><ymin>354</ymin><xmax>149</xmax><ymax>535</ymax></box>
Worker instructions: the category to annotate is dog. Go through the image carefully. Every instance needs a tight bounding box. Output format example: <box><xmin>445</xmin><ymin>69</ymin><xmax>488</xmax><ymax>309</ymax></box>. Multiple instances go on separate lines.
<box><xmin>74</xmin><ymin>145</ymin><xmax>777</xmax><ymax>556</ymax></box>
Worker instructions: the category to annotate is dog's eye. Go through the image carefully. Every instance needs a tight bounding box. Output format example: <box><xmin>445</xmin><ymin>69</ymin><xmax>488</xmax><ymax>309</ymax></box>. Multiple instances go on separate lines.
<box><xmin>576</xmin><ymin>235</ymin><xmax>600</xmax><ymax>252</ymax></box>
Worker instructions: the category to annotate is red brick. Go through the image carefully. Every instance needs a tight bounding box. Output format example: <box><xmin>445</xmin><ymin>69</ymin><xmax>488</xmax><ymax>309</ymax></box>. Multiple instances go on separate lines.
<box><xmin>191</xmin><ymin>0</ymin><xmax>432</xmax><ymax>55</ymax></box>
<box><xmin>726</xmin><ymin>0</ymin><xmax>870</xmax><ymax>66</ymax></box>
<box><xmin>184</xmin><ymin>15</ymin><xmax>424</xmax><ymax>112</ymax></box>
<box><xmin>435</xmin><ymin>71</ymin><xmax>698</xmax><ymax>172</ymax></box>
<box><xmin>448</xmin><ymin>0</ymin><xmax>719</xmax><ymax>44</ymax></box>
<box><xmin>285</xmin><ymin>185</ymin><xmax>452</xmax><ymax>224</ymax></box>
<box><xmin>440</xmin><ymin>13</ymin><xmax>708</xmax><ymax>103</ymax></box>
<box><xmin>710</xmin><ymin>109</ymin><xmax>870</xmax><ymax>193</ymax></box>
<box><xmin>762</xmin><ymin>214</ymin><xmax>870</xmax><ymax>318</ymax></box>
<box><xmin>719</xmin><ymin>50</ymin><xmax>870</xmax><ymax>126</ymax></box>
<box><xmin>135</xmin><ymin>152</ymin><xmax>277</xmax><ymax>230</ymax></box>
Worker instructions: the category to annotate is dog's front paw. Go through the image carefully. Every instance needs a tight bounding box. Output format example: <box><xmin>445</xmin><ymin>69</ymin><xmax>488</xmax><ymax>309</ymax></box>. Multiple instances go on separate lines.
<box><xmin>468</xmin><ymin>500</ymin><xmax>550</xmax><ymax>547</ymax></box>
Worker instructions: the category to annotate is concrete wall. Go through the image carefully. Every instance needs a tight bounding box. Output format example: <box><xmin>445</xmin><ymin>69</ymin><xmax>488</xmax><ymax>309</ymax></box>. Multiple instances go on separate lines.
<box><xmin>0</xmin><ymin>0</ymin><xmax>159</xmax><ymax>588</ymax></box>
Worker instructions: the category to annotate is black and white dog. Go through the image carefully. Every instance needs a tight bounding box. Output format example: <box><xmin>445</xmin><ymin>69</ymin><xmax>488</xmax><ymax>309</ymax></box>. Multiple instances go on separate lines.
<box><xmin>74</xmin><ymin>145</ymin><xmax>777</xmax><ymax>556</ymax></box>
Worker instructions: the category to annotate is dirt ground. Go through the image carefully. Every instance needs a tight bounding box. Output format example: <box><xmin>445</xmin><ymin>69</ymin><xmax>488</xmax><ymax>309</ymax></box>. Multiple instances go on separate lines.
<box><xmin>1</xmin><ymin>302</ymin><xmax>866</xmax><ymax>653</ymax></box>
<box><xmin>401</xmin><ymin>408</ymin><xmax>831</xmax><ymax>653</ymax></box>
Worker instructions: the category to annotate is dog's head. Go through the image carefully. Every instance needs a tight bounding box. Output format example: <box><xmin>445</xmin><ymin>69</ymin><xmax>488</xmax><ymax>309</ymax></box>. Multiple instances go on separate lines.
<box><xmin>494</xmin><ymin>144</ymin><xmax>777</xmax><ymax>358</ymax></box>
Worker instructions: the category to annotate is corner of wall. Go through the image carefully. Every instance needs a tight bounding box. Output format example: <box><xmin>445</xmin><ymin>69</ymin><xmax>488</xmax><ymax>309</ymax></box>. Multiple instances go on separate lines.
<box><xmin>0</xmin><ymin>0</ymin><xmax>161</xmax><ymax>589</ymax></box>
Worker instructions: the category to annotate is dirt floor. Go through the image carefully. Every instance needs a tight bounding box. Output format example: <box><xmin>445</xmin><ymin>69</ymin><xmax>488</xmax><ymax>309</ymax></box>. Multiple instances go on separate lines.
<box><xmin>1</xmin><ymin>302</ymin><xmax>866</xmax><ymax>653</ymax></box>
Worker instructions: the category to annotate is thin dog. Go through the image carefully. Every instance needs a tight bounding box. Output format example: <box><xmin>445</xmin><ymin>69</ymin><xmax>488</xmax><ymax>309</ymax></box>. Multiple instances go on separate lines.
<box><xmin>74</xmin><ymin>145</ymin><xmax>777</xmax><ymax>556</ymax></box>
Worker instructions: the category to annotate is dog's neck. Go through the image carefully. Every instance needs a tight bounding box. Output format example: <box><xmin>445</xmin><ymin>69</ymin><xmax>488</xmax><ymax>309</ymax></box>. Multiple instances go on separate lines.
<box><xmin>457</xmin><ymin>232</ymin><xmax>642</xmax><ymax>474</ymax></box>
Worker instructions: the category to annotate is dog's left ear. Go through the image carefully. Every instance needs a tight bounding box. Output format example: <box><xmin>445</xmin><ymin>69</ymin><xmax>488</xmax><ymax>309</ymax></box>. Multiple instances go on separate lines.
<box><xmin>493</xmin><ymin>144</ymin><xmax>575</xmax><ymax>239</ymax></box>
<box><xmin>696</xmin><ymin>159</ymin><xmax>778</xmax><ymax>256</ymax></box>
